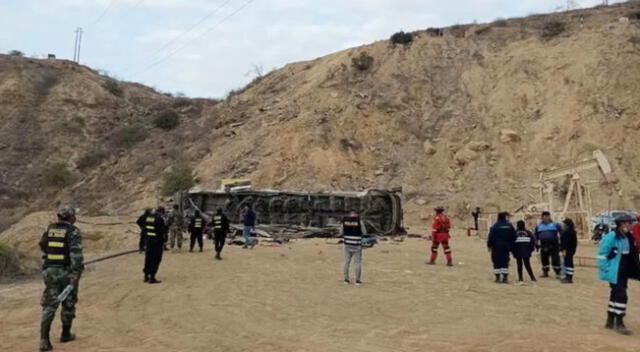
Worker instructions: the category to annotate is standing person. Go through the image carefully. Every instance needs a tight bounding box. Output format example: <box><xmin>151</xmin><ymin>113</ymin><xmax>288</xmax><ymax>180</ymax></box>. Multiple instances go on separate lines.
<box><xmin>472</xmin><ymin>207</ymin><xmax>481</xmax><ymax>231</ymax></box>
<box><xmin>487</xmin><ymin>212</ymin><xmax>516</xmax><ymax>283</ymax></box>
<box><xmin>513</xmin><ymin>220</ymin><xmax>537</xmax><ymax>283</ymax></box>
<box><xmin>38</xmin><ymin>205</ymin><xmax>84</xmax><ymax>351</ymax></box>
<box><xmin>143</xmin><ymin>206</ymin><xmax>168</xmax><ymax>284</ymax></box>
<box><xmin>428</xmin><ymin>206</ymin><xmax>453</xmax><ymax>266</ymax></box>
<box><xmin>560</xmin><ymin>218</ymin><xmax>578</xmax><ymax>284</ymax></box>
<box><xmin>342</xmin><ymin>210</ymin><xmax>367</xmax><ymax>285</ymax></box>
<box><xmin>212</xmin><ymin>208</ymin><xmax>230</xmax><ymax>260</ymax></box>
<box><xmin>168</xmin><ymin>204</ymin><xmax>185</xmax><ymax>250</ymax></box>
<box><xmin>631</xmin><ymin>214</ymin><xmax>640</xmax><ymax>253</ymax></box>
<box><xmin>597</xmin><ymin>215</ymin><xmax>640</xmax><ymax>335</ymax></box>
<box><xmin>535</xmin><ymin>211</ymin><xmax>562</xmax><ymax>278</ymax></box>
<box><xmin>188</xmin><ymin>210</ymin><xmax>205</xmax><ymax>252</ymax></box>
<box><xmin>136</xmin><ymin>208</ymin><xmax>152</xmax><ymax>253</ymax></box>
<box><xmin>242</xmin><ymin>204</ymin><xmax>256</xmax><ymax>249</ymax></box>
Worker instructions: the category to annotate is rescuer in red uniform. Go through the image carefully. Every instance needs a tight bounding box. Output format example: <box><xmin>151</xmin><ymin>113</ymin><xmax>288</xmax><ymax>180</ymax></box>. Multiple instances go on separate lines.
<box><xmin>429</xmin><ymin>206</ymin><xmax>453</xmax><ymax>266</ymax></box>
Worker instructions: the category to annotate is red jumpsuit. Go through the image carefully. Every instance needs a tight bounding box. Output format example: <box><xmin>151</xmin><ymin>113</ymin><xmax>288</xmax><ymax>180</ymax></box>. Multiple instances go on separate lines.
<box><xmin>431</xmin><ymin>213</ymin><xmax>452</xmax><ymax>262</ymax></box>
<box><xmin>632</xmin><ymin>222</ymin><xmax>640</xmax><ymax>253</ymax></box>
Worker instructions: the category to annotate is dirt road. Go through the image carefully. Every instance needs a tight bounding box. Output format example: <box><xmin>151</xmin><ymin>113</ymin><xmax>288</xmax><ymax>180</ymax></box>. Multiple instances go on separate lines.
<box><xmin>1</xmin><ymin>234</ymin><xmax>639</xmax><ymax>352</ymax></box>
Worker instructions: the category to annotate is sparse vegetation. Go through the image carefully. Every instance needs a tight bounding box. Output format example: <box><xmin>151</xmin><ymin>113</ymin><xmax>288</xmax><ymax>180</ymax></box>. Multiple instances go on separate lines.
<box><xmin>0</xmin><ymin>242</ymin><xmax>22</xmax><ymax>279</ymax></box>
<box><xmin>629</xmin><ymin>36</ymin><xmax>640</xmax><ymax>45</ymax></box>
<box><xmin>153</xmin><ymin>110</ymin><xmax>180</xmax><ymax>131</ymax></box>
<box><xmin>34</xmin><ymin>74</ymin><xmax>59</xmax><ymax>97</ymax></box>
<box><xmin>449</xmin><ymin>25</ymin><xmax>467</xmax><ymax>38</ymax></box>
<box><xmin>77</xmin><ymin>150</ymin><xmax>108</xmax><ymax>170</ymax></box>
<box><xmin>628</xmin><ymin>11</ymin><xmax>640</xmax><ymax>20</ymax></box>
<box><xmin>541</xmin><ymin>20</ymin><xmax>566</xmax><ymax>39</ymax></box>
<box><xmin>172</xmin><ymin>98</ymin><xmax>192</xmax><ymax>108</ymax></box>
<box><xmin>114</xmin><ymin>124</ymin><xmax>148</xmax><ymax>148</ymax></box>
<box><xmin>493</xmin><ymin>18</ymin><xmax>508</xmax><ymax>27</ymax></box>
<box><xmin>351</xmin><ymin>52</ymin><xmax>375</xmax><ymax>71</ymax></box>
<box><xmin>162</xmin><ymin>166</ymin><xmax>195</xmax><ymax>196</ymax></box>
<box><xmin>8</xmin><ymin>50</ymin><xmax>24</xmax><ymax>57</ymax></box>
<box><xmin>390</xmin><ymin>31</ymin><xmax>414</xmax><ymax>45</ymax></box>
<box><xmin>43</xmin><ymin>162</ymin><xmax>77</xmax><ymax>188</ymax></box>
<box><xmin>475</xmin><ymin>26</ymin><xmax>492</xmax><ymax>36</ymax></box>
<box><xmin>103</xmin><ymin>78</ymin><xmax>123</xmax><ymax>97</ymax></box>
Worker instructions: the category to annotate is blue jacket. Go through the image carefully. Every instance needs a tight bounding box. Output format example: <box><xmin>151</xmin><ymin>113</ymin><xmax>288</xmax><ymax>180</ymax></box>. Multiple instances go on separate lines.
<box><xmin>535</xmin><ymin>221</ymin><xmax>561</xmax><ymax>243</ymax></box>
<box><xmin>243</xmin><ymin>209</ymin><xmax>256</xmax><ymax>227</ymax></box>
<box><xmin>598</xmin><ymin>231</ymin><xmax>640</xmax><ymax>284</ymax></box>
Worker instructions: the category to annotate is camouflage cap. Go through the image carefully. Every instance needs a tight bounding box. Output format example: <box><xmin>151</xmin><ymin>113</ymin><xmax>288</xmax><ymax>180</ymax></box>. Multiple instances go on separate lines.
<box><xmin>57</xmin><ymin>204</ymin><xmax>76</xmax><ymax>218</ymax></box>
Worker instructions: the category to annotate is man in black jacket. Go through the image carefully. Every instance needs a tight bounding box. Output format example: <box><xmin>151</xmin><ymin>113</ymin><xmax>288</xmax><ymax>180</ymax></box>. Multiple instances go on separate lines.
<box><xmin>188</xmin><ymin>210</ymin><xmax>206</xmax><ymax>252</ymax></box>
<box><xmin>487</xmin><ymin>212</ymin><xmax>516</xmax><ymax>283</ymax></box>
<box><xmin>142</xmin><ymin>206</ymin><xmax>168</xmax><ymax>284</ymax></box>
<box><xmin>136</xmin><ymin>208</ymin><xmax>152</xmax><ymax>253</ymax></box>
<box><xmin>561</xmin><ymin>218</ymin><xmax>578</xmax><ymax>283</ymax></box>
<box><xmin>212</xmin><ymin>208</ymin><xmax>230</xmax><ymax>260</ymax></box>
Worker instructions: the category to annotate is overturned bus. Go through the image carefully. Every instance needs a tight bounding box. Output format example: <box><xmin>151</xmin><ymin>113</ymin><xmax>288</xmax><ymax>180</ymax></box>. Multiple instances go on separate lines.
<box><xmin>176</xmin><ymin>188</ymin><xmax>404</xmax><ymax>237</ymax></box>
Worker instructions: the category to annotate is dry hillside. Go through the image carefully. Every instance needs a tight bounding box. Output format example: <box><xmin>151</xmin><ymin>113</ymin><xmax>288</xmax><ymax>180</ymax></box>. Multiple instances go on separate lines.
<box><xmin>2</xmin><ymin>1</ymin><xmax>640</xmax><ymax>237</ymax></box>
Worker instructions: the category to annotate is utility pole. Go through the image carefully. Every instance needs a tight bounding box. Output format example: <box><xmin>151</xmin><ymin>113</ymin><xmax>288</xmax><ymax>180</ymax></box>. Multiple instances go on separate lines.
<box><xmin>73</xmin><ymin>27</ymin><xmax>83</xmax><ymax>63</ymax></box>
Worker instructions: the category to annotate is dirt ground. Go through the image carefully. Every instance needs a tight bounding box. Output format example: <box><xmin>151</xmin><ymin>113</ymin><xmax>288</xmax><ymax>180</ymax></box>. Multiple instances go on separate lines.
<box><xmin>1</xmin><ymin>232</ymin><xmax>639</xmax><ymax>352</ymax></box>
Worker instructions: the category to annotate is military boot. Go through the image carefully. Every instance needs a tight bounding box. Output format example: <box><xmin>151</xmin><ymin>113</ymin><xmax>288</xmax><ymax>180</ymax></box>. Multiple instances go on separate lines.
<box><xmin>60</xmin><ymin>322</ymin><xmax>76</xmax><ymax>343</ymax></box>
<box><xmin>502</xmin><ymin>274</ymin><xmax>509</xmax><ymax>284</ymax></box>
<box><xmin>40</xmin><ymin>323</ymin><xmax>53</xmax><ymax>351</ymax></box>
<box><xmin>605</xmin><ymin>312</ymin><xmax>615</xmax><ymax>329</ymax></box>
<box><xmin>494</xmin><ymin>274</ymin><xmax>501</xmax><ymax>283</ymax></box>
<box><xmin>144</xmin><ymin>274</ymin><xmax>149</xmax><ymax>283</ymax></box>
<box><xmin>614</xmin><ymin>315</ymin><xmax>633</xmax><ymax>335</ymax></box>
<box><xmin>149</xmin><ymin>276</ymin><xmax>162</xmax><ymax>284</ymax></box>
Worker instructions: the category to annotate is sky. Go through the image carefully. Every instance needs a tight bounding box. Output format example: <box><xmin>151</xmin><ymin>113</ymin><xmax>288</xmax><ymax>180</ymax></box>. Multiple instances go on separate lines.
<box><xmin>0</xmin><ymin>0</ymin><xmax>626</xmax><ymax>98</ymax></box>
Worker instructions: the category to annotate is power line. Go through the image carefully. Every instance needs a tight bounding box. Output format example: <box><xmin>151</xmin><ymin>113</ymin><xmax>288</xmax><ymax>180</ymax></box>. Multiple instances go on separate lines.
<box><xmin>88</xmin><ymin>0</ymin><xmax>118</xmax><ymax>29</ymax></box>
<box><xmin>108</xmin><ymin>0</ymin><xmax>145</xmax><ymax>27</ymax></box>
<box><xmin>120</xmin><ymin>0</ymin><xmax>235</xmax><ymax>74</ymax></box>
<box><xmin>130</xmin><ymin>0</ymin><xmax>256</xmax><ymax>78</ymax></box>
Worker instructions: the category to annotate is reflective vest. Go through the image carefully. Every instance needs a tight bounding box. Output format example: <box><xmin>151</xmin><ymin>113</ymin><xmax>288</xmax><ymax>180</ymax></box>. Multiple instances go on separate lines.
<box><xmin>43</xmin><ymin>223</ymin><xmax>72</xmax><ymax>268</ymax></box>
<box><xmin>343</xmin><ymin>216</ymin><xmax>363</xmax><ymax>246</ymax></box>
<box><xmin>145</xmin><ymin>216</ymin><xmax>158</xmax><ymax>237</ymax></box>
<box><xmin>213</xmin><ymin>216</ymin><xmax>223</xmax><ymax>230</ymax></box>
<box><xmin>194</xmin><ymin>217</ymin><xmax>203</xmax><ymax>229</ymax></box>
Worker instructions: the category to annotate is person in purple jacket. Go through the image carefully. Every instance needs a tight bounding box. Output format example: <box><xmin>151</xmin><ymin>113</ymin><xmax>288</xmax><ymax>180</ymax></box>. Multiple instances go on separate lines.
<box><xmin>513</xmin><ymin>220</ymin><xmax>537</xmax><ymax>284</ymax></box>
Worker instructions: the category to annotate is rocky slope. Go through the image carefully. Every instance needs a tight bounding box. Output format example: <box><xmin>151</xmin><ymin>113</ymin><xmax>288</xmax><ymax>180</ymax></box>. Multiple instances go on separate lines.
<box><xmin>2</xmin><ymin>1</ymin><xmax>640</xmax><ymax>236</ymax></box>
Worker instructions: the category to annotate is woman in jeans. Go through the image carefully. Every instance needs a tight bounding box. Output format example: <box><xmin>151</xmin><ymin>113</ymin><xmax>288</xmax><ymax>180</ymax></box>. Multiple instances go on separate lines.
<box><xmin>598</xmin><ymin>215</ymin><xmax>640</xmax><ymax>335</ymax></box>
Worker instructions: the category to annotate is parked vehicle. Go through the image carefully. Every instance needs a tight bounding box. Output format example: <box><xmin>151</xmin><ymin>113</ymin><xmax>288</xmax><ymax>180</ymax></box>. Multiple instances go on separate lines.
<box><xmin>590</xmin><ymin>210</ymin><xmax>637</xmax><ymax>243</ymax></box>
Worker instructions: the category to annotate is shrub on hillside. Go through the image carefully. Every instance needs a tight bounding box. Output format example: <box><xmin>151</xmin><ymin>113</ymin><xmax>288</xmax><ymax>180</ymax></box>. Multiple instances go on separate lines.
<box><xmin>43</xmin><ymin>163</ymin><xmax>77</xmax><ymax>188</ymax></box>
<box><xmin>77</xmin><ymin>149</ymin><xmax>108</xmax><ymax>170</ymax></box>
<box><xmin>114</xmin><ymin>124</ymin><xmax>148</xmax><ymax>148</ymax></box>
<box><xmin>449</xmin><ymin>25</ymin><xmax>468</xmax><ymax>38</ymax></box>
<box><xmin>475</xmin><ymin>26</ymin><xmax>492</xmax><ymax>36</ymax></box>
<box><xmin>8</xmin><ymin>50</ymin><xmax>24</xmax><ymax>57</ymax></box>
<box><xmin>162</xmin><ymin>166</ymin><xmax>195</xmax><ymax>196</ymax></box>
<box><xmin>541</xmin><ymin>20</ymin><xmax>566</xmax><ymax>39</ymax></box>
<box><xmin>0</xmin><ymin>242</ymin><xmax>22</xmax><ymax>278</ymax></box>
<box><xmin>390</xmin><ymin>31</ymin><xmax>414</xmax><ymax>45</ymax></box>
<box><xmin>153</xmin><ymin>110</ymin><xmax>180</xmax><ymax>131</ymax></box>
<box><xmin>103</xmin><ymin>78</ymin><xmax>123</xmax><ymax>97</ymax></box>
<box><xmin>172</xmin><ymin>98</ymin><xmax>192</xmax><ymax>108</ymax></box>
<box><xmin>351</xmin><ymin>52</ymin><xmax>375</xmax><ymax>71</ymax></box>
<box><xmin>493</xmin><ymin>18</ymin><xmax>508</xmax><ymax>27</ymax></box>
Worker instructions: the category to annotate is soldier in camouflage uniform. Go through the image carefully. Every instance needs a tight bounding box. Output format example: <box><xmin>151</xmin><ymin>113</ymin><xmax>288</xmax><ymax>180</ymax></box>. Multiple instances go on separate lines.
<box><xmin>168</xmin><ymin>204</ymin><xmax>185</xmax><ymax>249</ymax></box>
<box><xmin>39</xmin><ymin>205</ymin><xmax>84</xmax><ymax>351</ymax></box>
